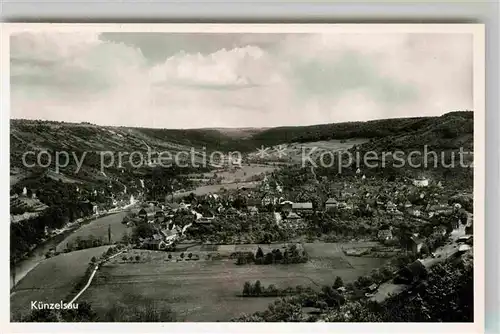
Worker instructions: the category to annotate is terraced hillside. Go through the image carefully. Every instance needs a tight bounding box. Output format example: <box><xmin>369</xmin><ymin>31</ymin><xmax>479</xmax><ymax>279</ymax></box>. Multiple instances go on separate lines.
<box><xmin>355</xmin><ymin>111</ymin><xmax>473</xmax><ymax>152</ymax></box>
<box><xmin>11</xmin><ymin>111</ymin><xmax>473</xmax><ymax>173</ymax></box>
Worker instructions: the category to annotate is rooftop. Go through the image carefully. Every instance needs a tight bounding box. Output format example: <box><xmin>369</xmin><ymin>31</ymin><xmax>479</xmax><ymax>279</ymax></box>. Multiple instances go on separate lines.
<box><xmin>144</xmin><ymin>239</ymin><xmax>164</xmax><ymax>245</ymax></box>
<box><xmin>247</xmin><ymin>199</ymin><xmax>260</xmax><ymax>206</ymax></box>
<box><xmin>286</xmin><ymin>212</ymin><xmax>301</xmax><ymax>219</ymax></box>
<box><xmin>292</xmin><ymin>202</ymin><xmax>313</xmax><ymax>209</ymax></box>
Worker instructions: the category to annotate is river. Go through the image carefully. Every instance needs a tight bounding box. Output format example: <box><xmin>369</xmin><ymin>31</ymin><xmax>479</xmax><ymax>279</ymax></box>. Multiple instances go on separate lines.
<box><xmin>11</xmin><ymin>179</ymin><xmax>261</xmax><ymax>289</ymax></box>
<box><xmin>11</xmin><ymin>225</ymin><xmax>78</xmax><ymax>289</ymax></box>
<box><xmin>10</xmin><ymin>212</ymin><xmax>125</xmax><ymax>290</ymax></box>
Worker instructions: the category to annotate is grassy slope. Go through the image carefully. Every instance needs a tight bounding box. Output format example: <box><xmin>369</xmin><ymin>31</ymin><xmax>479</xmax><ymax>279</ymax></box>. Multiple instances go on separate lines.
<box><xmin>9</xmin><ymin>112</ymin><xmax>473</xmax><ymax>189</ymax></box>
<box><xmin>11</xmin><ymin>111</ymin><xmax>473</xmax><ymax>161</ymax></box>
<box><xmin>56</xmin><ymin>212</ymin><xmax>130</xmax><ymax>252</ymax></box>
<box><xmin>10</xmin><ymin>246</ymin><xmax>111</xmax><ymax>318</ymax></box>
<box><xmin>356</xmin><ymin>112</ymin><xmax>473</xmax><ymax>152</ymax></box>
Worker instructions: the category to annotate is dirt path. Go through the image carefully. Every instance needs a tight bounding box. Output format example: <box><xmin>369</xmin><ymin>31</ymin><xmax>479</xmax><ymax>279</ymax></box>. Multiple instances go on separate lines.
<box><xmin>67</xmin><ymin>265</ymin><xmax>99</xmax><ymax>305</ymax></box>
<box><xmin>66</xmin><ymin>249</ymin><xmax>128</xmax><ymax>305</ymax></box>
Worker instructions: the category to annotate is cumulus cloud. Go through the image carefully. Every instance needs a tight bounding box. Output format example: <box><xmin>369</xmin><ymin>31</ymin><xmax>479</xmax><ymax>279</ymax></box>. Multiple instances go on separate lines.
<box><xmin>149</xmin><ymin>45</ymin><xmax>283</xmax><ymax>88</ymax></box>
<box><xmin>10</xmin><ymin>31</ymin><xmax>473</xmax><ymax>128</ymax></box>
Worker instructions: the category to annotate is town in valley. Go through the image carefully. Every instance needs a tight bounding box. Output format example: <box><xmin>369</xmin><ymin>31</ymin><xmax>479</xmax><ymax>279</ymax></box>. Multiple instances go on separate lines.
<box><xmin>8</xmin><ymin>29</ymin><xmax>476</xmax><ymax>323</ymax></box>
<box><xmin>10</xmin><ymin>113</ymin><xmax>474</xmax><ymax>322</ymax></box>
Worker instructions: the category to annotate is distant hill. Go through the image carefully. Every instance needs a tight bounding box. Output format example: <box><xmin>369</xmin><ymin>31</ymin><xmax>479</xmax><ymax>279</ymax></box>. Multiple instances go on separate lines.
<box><xmin>206</xmin><ymin>127</ymin><xmax>268</xmax><ymax>140</ymax></box>
<box><xmin>10</xmin><ymin>120</ymin><xmax>240</xmax><ymax>158</ymax></box>
<box><xmin>11</xmin><ymin>111</ymin><xmax>472</xmax><ymax>157</ymax></box>
<box><xmin>10</xmin><ymin>111</ymin><xmax>473</xmax><ymax>184</ymax></box>
<box><xmin>354</xmin><ymin>111</ymin><xmax>473</xmax><ymax>152</ymax></box>
<box><xmin>335</xmin><ymin>111</ymin><xmax>474</xmax><ymax>192</ymax></box>
<box><xmin>248</xmin><ymin>111</ymin><xmax>473</xmax><ymax>149</ymax></box>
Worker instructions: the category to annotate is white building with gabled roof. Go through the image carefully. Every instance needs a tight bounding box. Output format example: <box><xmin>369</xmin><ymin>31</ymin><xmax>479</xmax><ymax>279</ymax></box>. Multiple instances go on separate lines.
<box><xmin>413</xmin><ymin>176</ymin><xmax>429</xmax><ymax>187</ymax></box>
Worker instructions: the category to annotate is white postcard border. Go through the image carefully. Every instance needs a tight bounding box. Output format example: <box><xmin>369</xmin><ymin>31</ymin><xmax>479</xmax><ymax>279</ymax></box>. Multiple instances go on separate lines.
<box><xmin>0</xmin><ymin>23</ymin><xmax>486</xmax><ymax>334</ymax></box>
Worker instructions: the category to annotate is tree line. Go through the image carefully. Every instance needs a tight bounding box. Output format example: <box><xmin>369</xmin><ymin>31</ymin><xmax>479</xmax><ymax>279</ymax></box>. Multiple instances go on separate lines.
<box><xmin>235</xmin><ymin>245</ymin><xmax>308</xmax><ymax>265</ymax></box>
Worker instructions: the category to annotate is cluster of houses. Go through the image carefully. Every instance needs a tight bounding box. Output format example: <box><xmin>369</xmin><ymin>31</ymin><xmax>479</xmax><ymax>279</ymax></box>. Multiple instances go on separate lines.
<box><xmin>243</xmin><ymin>175</ymin><xmax>312</xmax><ymax>226</ymax></box>
<box><xmin>319</xmin><ymin>175</ymin><xmax>465</xmax><ymax>221</ymax></box>
<box><xmin>141</xmin><ymin>229</ymin><xmax>178</xmax><ymax>251</ymax></box>
<box><xmin>133</xmin><ymin>202</ymin><xmax>185</xmax><ymax>250</ymax></box>
<box><xmin>197</xmin><ymin>174</ymin><xmax>462</xmax><ymax>229</ymax></box>
<box><xmin>133</xmin><ymin>196</ymin><xmax>227</xmax><ymax>250</ymax></box>
<box><xmin>323</xmin><ymin>192</ymin><xmax>457</xmax><ymax>219</ymax></box>
<box><xmin>131</xmin><ymin>170</ymin><xmax>473</xmax><ymax>252</ymax></box>
<box><xmin>375</xmin><ymin>215</ymin><xmax>472</xmax><ymax>256</ymax></box>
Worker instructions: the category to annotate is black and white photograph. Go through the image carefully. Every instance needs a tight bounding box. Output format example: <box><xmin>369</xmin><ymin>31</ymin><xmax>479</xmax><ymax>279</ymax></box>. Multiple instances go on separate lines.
<box><xmin>4</xmin><ymin>24</ymin><xmax>484</xmax><ymax>329</ymax></box>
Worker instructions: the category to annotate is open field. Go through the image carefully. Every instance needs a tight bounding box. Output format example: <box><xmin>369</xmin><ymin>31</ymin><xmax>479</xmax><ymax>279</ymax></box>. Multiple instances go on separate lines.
<box><xmin>10</xmin><ymin>246</ymin><xmax>111</xmax><ymax>319</ymax></box>
<box><xmin>189</xmin><ymin>164</ymin><xmax>275</xmax><ymax>183</ymax></box>
<box><xmin>56</xmin><ymin>212</ymin><xmax>131</xmax><ymax>252</ymax></box>
<box><xmin>185</xmin><ymin>243</ymin><xmax>295</xmax><ymax>255</ymax></box>
<box><xmin>298</xmin><ymin>138</ymin><xmax>368</xmax><ymax>150</ymax></box>
<box><xmin>81</xmin><ymin>242</ymin><xmax>387</xmax><ymax>321</ymax></box>
<box><xmin>247</xmin><ymin>138</ymin><xmax>369</xmax><ymax>163</ymax></box>
<box><xmin>10</xmin><ymin>242</ymin><xmax>388</xmax><ymax>321</ymax></box>
<box><xmin>176</xmin><ymin>164</ymin><xmax>275</xmax><ymax>197</ymax></box>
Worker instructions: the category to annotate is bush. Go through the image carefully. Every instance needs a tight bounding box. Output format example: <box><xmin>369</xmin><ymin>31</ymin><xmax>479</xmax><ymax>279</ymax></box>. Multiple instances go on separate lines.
<box><xmin>236</xmin><ymin>255</ymin><xmax>247</xmax><ymax>265</ymax></box>
<box><xmin>333</xmin><ymin>276</ymin><xmax>344</xmax><ymax>289</ymax></box>
<box><xmin>355</xmin><ymin>275</ymin><xmax>374</xmax><ymax>289</ymax></box>
<box><xmin>266</xmin><ymin>284</ymin><xmax>279</xmax><ymax>296</ymax></box>
<box><xmin>243</xmin><ymin>281</ymin><xmax>252</xmax><ymax>296</ymax></box>
<box><xmin>253</xmin><ymin>280</ymin><xmax>262</xmax><ymax>296</ymax></box>
<box><xmin>316</xmin><ymin>300</ymin><xmax>329</xmax><ymax>310</ymax></box>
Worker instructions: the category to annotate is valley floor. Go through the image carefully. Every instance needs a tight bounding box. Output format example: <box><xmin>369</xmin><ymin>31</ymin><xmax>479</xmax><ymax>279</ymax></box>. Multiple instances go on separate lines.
<box><xmin>10</xmin><ymin>246</ymin><xmax>112</xmax><ymax>320</ymax></box>
<box><xmin>80</xmin><ymin>242</ymin><xmax>387</xmax><ymax>321</ymax></box>
<box><xmin>10</xmin><ymin>241</ymin><xmax>387</xmax><ymax>322</ymax></box>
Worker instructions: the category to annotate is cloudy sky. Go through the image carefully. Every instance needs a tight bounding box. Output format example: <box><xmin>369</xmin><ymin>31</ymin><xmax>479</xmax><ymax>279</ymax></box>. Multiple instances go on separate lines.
<box><xmin>10</xmin><ymin>31</ymin><xmax>473</xmax><ymax>128</ymax></box>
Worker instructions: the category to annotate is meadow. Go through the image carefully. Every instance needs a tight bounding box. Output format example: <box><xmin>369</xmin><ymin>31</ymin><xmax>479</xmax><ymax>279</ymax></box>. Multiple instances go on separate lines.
<box><xmin>56</xmin><ymin>212</ymin><xmax>131</xmax><ymax>252</ymax></box>
<box><xmin>10</xmin><ymin>246</ymin><xmax>111</xmax><ymax>319</ymax></box>
<box><xmin>10</xmin><ymin>241</ymin><xmax>387</xmax><ymax>321</ymax></box>
<box><xmin>247</xmin><ymin>138</ymin><xmax>369</xmax><ymax>163</ymax></box>
<box><xmin>81</xmin><ymin>242</ymin><xmax>387</xmax><ymax>321</ymax></box>
<box><xmin>201</xmin><ymin>164</ymin><xmax>275</xmax><ymax>183</ymax></box>
<box><xmin>177</xmin><ymin>164</ymin><xmax>274</xmax><ymax>197</ymax></box>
